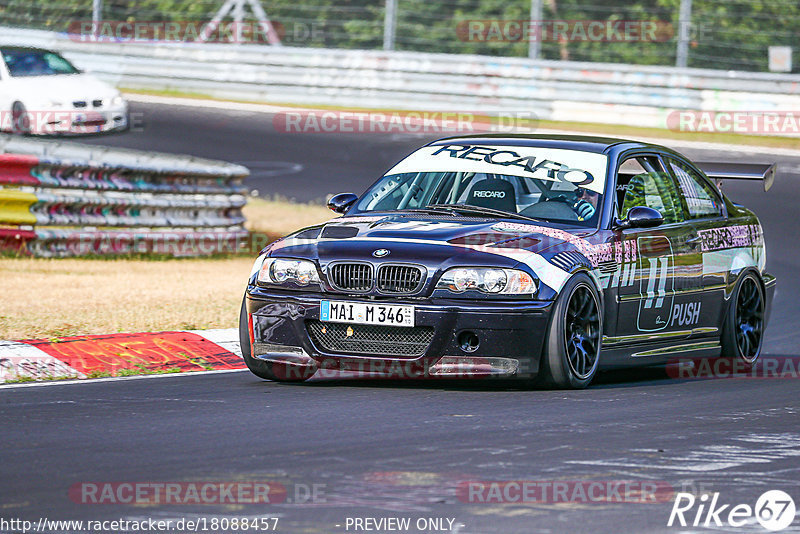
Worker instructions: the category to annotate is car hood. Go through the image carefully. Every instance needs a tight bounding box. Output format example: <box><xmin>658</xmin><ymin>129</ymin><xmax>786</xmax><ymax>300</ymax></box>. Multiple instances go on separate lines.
<box><xmin>268</xmin><ymin>213</ymin><xmax>606</xmax><ymax>279</ymax></box>
<box><xmin>4</xmin><ymin>73</ymin><xmax>120</xmax><ymax>104</ymax></box>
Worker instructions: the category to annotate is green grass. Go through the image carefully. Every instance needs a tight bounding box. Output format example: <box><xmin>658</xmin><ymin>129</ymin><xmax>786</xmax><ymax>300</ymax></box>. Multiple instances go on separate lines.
<box><xmin>4</xmin><ymin>366</ymin><xmax>188</xmax><ymax>384</ymax></box>
<box><xmin>115</xmin><ymin>365</ymin><xmax>184</xmax><ymax>377</ymax></box>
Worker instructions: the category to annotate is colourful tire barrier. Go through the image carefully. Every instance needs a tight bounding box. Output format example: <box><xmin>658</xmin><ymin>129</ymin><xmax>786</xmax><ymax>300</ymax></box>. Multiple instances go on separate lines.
<box><xmin>0</xmin><ymin>189</ymin><xmax>37</xmax><ymax>225</ymax></box>
<box><xmin>0</xmin><ymin>135</ymin><xmax>250</xmax><ymax>257</ymax></box>
<box><xmin>0</xmin><ymin>329</ymin><xmax>243</xmax><ymax>381</ymax></box>
<box><xmin>0</xmin><ymin>153</ymin><xmax>40</xmax><ymax>186</ymax></box>
<box><xmin>0</xmin><ymin>227</ymin><xmax>37</xmax><ymax>253</ymax></box>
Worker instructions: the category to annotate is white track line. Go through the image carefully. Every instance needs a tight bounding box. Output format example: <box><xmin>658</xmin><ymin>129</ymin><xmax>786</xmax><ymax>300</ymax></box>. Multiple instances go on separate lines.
<box><xmin>0</xmin><ymin>368</ymin><xmax>249</xmax><ymax>389</ymax></box>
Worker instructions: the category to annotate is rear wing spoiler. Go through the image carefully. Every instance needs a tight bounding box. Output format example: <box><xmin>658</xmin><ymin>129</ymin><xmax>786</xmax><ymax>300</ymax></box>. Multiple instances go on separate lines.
<box><xmin>696</xmin><ymin>162</ymin><xmax>776</xmax><ymax>192</ymax></box>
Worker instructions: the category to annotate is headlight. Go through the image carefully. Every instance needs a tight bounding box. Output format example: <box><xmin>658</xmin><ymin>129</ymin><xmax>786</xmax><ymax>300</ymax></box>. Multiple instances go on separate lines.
<box><xmin>110</xmin><ymin>95</ymin><xmax>125</xmax><ymax>106</ymax></box>
<box><xmin>437</xmin><ymin>267</ymin><xmax>536</xmax><ymax>295</ymax></box>
<box><xmin>258</xmin><ymin>258</ymin><xmax>321</xmax><ymax>287</ymax></box>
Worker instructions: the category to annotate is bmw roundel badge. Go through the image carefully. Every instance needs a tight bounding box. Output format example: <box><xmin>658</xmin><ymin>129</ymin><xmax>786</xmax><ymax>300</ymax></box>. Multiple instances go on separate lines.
<box><xmin>372</xmin><ymin>248</ymin><xmax>390</xmax><ymax>258</ymax></box>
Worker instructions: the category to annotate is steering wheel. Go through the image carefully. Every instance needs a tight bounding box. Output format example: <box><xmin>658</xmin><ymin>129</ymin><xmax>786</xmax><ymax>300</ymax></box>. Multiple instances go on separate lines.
<box><xmin>520</xmin><ymin>193</ymin><xmax>580</xmax><ymax>220</ymax></box>
<box><xmin>540</xmin><ymin>192</ymin><xmax>571</xmax><ymax>203</ymax></box>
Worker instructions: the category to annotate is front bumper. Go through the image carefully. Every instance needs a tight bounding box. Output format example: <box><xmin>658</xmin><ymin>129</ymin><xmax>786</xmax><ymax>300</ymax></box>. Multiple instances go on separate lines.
<box><xmin>245</xmin><ymin>288</ymin><xmax>554</xmax><ymax>379</ymax></box>
<box><xmin>23</xmin><ymin>107</ymin><xmax>129</xmax><ymax>135</ymax></box>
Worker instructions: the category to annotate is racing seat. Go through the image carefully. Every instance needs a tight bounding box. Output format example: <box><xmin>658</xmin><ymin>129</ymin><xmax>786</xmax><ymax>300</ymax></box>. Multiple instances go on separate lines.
<box><xmin>620</xmin><ymin>174</ymin><xmax>648</xmax><ymax>217</ymax></box>
<box><xmin>465</xmin><ymin>178</ymin><xmax>517</xmax><ymax>213</ymax></box>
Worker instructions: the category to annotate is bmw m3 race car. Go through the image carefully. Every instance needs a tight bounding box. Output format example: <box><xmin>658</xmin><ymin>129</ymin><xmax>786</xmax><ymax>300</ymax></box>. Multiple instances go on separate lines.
<box><xmin>0</xmin><ymin>46</ymin><xmax>129</xmax><ymax>135</ymax></box>
<box><xmin>240</xmin><ymin>134</ymin><xmax>776</xmax><ymax>388</ymax></box>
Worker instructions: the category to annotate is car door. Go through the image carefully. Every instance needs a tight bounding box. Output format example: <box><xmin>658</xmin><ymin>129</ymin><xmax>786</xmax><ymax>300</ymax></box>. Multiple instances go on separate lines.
<box><xmin>664</xmin><ymin>156</ymin><xmax>728</xmax><ymax>334</ymax></box>
<box><xmin>613</xmin><ymin>154</ymin><xmax>702</xmax><ymax>343</ymax></box>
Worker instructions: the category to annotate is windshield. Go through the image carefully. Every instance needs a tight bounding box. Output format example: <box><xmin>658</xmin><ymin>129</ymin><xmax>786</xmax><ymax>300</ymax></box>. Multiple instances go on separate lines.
<box><xmin>355</xmin><ymin>143</ymin><xmax>608</xmax><ymax>227</ymax></box>
<box><xmin>1</xmin><ymin>49</ymin><xmax>80</xmax><ymax>77</ymax></box>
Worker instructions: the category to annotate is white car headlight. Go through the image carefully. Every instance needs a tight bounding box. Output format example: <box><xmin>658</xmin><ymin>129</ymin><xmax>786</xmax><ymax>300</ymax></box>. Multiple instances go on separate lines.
<box><xmin>258</xmin><ymin>258</ymin><xmax>321</xmax><ymax>287</ymax></box>
<box><xmin>437</xmin><ymin>267</ymin><xmax>536</xmax><ymax>295</ymax></box>
<box><xmin>110</xmin><ymin>95</ymin><xmax>125</xmax><ymax>106</ymax></box>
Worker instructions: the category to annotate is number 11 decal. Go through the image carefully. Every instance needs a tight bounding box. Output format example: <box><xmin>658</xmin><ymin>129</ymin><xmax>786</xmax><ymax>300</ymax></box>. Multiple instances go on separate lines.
<box><xmin>637</xmin><ymin>236</ymin><xmax>675</xmax><ymax>332</ymax></box>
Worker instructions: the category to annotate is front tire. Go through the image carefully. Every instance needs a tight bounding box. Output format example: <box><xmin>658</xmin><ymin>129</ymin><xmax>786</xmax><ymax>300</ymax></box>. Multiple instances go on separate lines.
<box><xmin>537</xmin><ymin>273</ymin><xmax>602</xmax><ymax>389</ymax></box>
<box><xmin>238</xmin><ymin>295</ymin><xmax>312</xmax><ymax>382</ymax></box>
<box><xmin>720</xmin><ymin>271</ymin><xmax>765</xmax><ymax>367</ymax></box>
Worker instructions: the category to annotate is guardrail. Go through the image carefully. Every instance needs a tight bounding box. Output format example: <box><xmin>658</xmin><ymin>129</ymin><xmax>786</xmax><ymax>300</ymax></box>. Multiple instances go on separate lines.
<box><xmin>0</xmin><ymin>135</ymin><xmax>249</xmax><ymax>257</ymax></box>
<box><xmin>3</xmin><ymin>25</ymin><xmax>800</xmax><ymax>132</ymax></box>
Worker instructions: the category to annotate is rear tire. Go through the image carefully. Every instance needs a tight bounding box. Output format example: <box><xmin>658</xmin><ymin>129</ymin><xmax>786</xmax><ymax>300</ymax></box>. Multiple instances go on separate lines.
<box><xmin>238</xmin><ymin>295</ymin><xmax>312</xmax><ymax>382</ymax></box>
<box><xmin>536</xmin><ymin>273</ymin><xmax>602</xmax><ymax>389</ymax></box>
<box><xmin>720</xmin><ymin>271</ymin><xmax>765</xmax><ymax>368</ymax></box>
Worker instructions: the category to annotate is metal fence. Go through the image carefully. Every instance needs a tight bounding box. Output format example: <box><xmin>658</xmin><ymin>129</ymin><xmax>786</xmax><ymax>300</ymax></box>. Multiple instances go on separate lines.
<box><xmin>1</xmin><ymin>0</ymin><xmax>798</xmax><ymax>72</ymax></box>
<box><xmin>2</xmin><ymin>25</ymin><xmax>800</xmax><ymax>134</ymax></box>
<box><xmin>0</xmin><ymin>134</ymin><xmax>249</xmax><ymax>257</ymax></box>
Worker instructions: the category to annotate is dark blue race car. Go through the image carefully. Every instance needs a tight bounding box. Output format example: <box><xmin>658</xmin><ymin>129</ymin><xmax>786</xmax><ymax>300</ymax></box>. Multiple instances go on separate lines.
<box><xmin>240</xmin><ymin>135</ymin><xmax>776</xmax><ymax>388</ymax></box>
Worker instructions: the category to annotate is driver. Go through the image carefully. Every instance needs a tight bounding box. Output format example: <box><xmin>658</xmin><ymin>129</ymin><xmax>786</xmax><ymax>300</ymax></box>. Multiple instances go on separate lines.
<box><xmin>572</xmin><ymin>188</ymin><xmax>599</xmax><ymax>221</ymax></box>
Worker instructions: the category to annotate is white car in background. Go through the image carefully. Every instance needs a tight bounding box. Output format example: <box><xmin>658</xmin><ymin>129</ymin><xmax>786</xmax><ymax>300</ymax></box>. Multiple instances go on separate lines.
<box><xmin>0</xmin><ymin>46</ymin><xmax>128</xmax><ymax>135</ymax></box>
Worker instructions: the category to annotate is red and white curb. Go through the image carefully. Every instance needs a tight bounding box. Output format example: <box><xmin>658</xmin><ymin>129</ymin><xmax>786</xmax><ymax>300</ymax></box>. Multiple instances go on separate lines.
<box><xmin>0</xmin><ymin>328</ymin><xmax>243</xmax><ymax>382</ymax></box>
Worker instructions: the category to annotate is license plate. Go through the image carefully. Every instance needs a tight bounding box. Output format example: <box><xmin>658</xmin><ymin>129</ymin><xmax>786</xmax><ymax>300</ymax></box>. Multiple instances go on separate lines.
<box><xmin>320</xmin><ymin>300</ymin><xmax>414</xmax><ymax>327</ymax></box>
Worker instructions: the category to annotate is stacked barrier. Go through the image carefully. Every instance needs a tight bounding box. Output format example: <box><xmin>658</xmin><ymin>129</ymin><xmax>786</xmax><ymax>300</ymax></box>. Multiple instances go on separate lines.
<box><xmin>0</xmin><ymin>135</ymin><xmax>249</xmax><ymax>257</ymax></box>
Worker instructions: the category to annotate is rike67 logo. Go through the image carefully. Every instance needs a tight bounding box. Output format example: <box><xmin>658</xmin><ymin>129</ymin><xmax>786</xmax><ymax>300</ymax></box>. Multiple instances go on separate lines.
<box><xmin>668</xmin><ymin>490</ymin><xmax>796</xmax><ymax>531</ymax></box>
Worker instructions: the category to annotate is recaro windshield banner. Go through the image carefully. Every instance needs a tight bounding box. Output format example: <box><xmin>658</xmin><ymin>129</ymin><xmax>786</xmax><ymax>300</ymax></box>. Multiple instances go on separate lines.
<box><xmin>385</xmin><ymin>144</ymin><xmax>609</xmax><ymax>194</ymax></box>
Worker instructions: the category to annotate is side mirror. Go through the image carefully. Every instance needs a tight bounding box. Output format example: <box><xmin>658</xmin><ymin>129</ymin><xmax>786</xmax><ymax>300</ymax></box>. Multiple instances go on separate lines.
<box><xmin>615</xmin><ymin>206</ymin><xmax>664</xmax><ymax>230</ymax></box>
<box><xmin>327</xmin><ymin>193</ymin><xmax>358</xmax><ymax>214</ymax></box>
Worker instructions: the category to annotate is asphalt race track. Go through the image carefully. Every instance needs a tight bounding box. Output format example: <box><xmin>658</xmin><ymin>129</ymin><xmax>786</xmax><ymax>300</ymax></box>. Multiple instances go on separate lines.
<box><xmin>1</xmin><ymin>101</ymin><xmax>799</xmax><ymax>534</ymax></box>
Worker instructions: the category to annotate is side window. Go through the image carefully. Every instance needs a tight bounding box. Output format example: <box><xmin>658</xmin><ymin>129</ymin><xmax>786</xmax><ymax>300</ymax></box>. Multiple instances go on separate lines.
<box><xmin>616</xmin><ymin>156</ymin><xmax>684</xmax><ymax>224</ymax></box>
<box><xmin>668</xmin><ymin>158</ymin><xmax>722</xmax><ymax>219</ymax></box>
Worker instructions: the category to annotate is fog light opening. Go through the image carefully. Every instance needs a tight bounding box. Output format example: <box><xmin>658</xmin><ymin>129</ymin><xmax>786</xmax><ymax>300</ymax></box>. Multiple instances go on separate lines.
<box><xmin>457</xmin><ymin>331</ymin><xmax>480</xmax><ymax>353</ymax></box>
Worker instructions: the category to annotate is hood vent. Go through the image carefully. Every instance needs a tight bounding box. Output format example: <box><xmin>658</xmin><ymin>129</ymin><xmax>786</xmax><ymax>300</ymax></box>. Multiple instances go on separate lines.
<box><xmin>292</xmin><ymin>226</ymin><xmax>323</xmax><ymax>239</ymax></box>
<box><xmin>598</xmin><ymin>260</ymin><xmax>618</xmax><ymax>274</ymax></box>
<box><xmin>321</xmin><ymin>225</ymin><xmax>359</xmax><ymax>239</ymax></box>
<box><xmin>550</xmin><ymin>251</ymin><xmax>592</xmax><ymax>272</ymax></box>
